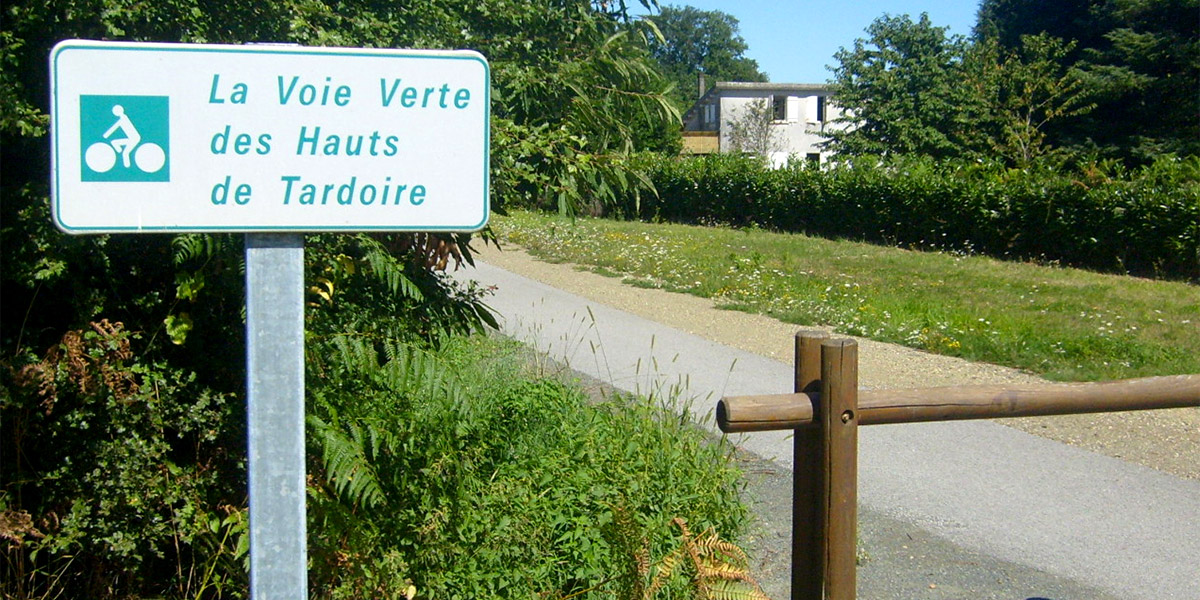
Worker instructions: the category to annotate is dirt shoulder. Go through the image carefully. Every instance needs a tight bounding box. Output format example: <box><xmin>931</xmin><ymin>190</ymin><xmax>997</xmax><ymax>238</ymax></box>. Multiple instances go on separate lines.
<box><xmin>471</xmin><ymin>241</ymin><xmax>1200</xmax><ymax>481</ymax></box>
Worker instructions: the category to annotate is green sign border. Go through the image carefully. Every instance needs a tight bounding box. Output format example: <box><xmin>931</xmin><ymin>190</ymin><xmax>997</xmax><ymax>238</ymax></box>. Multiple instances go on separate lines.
<box><xmin>50</xmin><ymin>41</ymin><xmax>490</xmax><ymax>234</ymax></box>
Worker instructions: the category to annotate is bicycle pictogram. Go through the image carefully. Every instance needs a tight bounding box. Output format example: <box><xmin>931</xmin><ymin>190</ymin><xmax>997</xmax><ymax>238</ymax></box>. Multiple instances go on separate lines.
<box><xmin>84</xmin><ymin>104</ymin><xmax>166</xmax><ymax>174</ymax></box>
<box><xmin>80</xmin><ymin>95</ymin><xmax>169</xmax><ymax>182</ymax></box>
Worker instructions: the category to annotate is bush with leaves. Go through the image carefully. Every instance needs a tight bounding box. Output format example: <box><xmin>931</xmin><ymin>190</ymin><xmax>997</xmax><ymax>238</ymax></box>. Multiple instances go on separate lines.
<box><xmin>0</xmin><ymin>1</ymin><xmax>737</xmax><ymax>596</ymax></box>
<box><xmin>620</xmin><ymin>153</ymin><xmax>1200</xmax><ymax>281</ymax></box>
<box><xmin>1</xmin><ymin>224</ymin><xmax>498</xmax><ymax>598</ymax></box>
<box><xmin>305</xmin><ymin>334</ymin><xmax>748</xmax><ymax>599</ymax></box>
<box><xmin>1</xmin><ymin>321</ymin><xmax>247</xmax><ymax>598</ymax></box>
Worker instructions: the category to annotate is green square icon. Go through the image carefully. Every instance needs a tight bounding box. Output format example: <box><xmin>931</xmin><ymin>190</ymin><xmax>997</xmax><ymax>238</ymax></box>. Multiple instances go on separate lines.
<box><xmin>80</xmin><ymin>95</ymin><xmax>170</xmax><ymax>182</ymax></box>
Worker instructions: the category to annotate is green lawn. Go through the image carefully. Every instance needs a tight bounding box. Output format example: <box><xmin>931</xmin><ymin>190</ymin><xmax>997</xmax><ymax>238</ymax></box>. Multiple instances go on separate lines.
<box><xmin>492</xmin><ymin>211</ymin><xmax>1200</xmax><ymax>382</ymax></box>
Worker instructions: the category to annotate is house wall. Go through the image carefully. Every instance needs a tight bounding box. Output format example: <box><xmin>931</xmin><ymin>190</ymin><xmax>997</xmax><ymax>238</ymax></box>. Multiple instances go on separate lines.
<box><xmin>681</xmin><ymin>131</ymin><xmax>719</xmax><ymax>154</ymax></box>
<box><xmin>716</xmin><ymin>89</ymin><xmax>844</xmax><ymax>166</ymax></box>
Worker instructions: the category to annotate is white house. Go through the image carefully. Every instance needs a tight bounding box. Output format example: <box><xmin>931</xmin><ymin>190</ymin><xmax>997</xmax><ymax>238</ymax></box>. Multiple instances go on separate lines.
<box><xmin>682</xmin><ymin>81</ymin><xmax>846</xmax><ymax>167</ymax></box>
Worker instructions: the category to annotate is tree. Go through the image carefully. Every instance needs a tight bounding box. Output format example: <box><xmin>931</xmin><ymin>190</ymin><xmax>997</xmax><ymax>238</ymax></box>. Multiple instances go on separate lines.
<box><xmin>724</xmin><ymin>98</ymin><xmax>783</xmax><ymax>159</ymax></box>
<box><xmin>974</xmin><ymin>0</ymin><xmax>1199</xmax><ymax>161</ymax></box>
<box><xmin>647</xmin><ymin>5</ymin><xmax>767</xmax><ymax>110</ymax></box>
<box><xmin>1</xmin><ymin>1</ymin><xmax>677</xmax><ymax>594</ymax></box>
<box><xmin>826</xmin><ymin>13</ymin><xmax>982</xmax><ymax>159</ymax></box>
<box><xmin>827</xmin><ymin>13</ymin><xmax>1105</xmax><ymax>166</ymax></box>
<box><xmin>968</xmin><ymin>34</ymin><xmax>1097</xmax><ymax>166</ymax></box>
<box><xmin>1076</xmin><ymin>0</ymin><xmax>1200</xmax><ymax>160</ymax></box>
<box><xmin>974</xmin><ymin>0</ymin><xmax>1104</xmax><ymax>54</ymax></box>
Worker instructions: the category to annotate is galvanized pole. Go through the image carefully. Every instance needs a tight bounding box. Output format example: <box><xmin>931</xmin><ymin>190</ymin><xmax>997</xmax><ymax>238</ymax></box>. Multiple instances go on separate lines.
<box><xmin>245</xmin><ymin>233</ymin><xmax>307</xmax><ymax>599</ymax></box>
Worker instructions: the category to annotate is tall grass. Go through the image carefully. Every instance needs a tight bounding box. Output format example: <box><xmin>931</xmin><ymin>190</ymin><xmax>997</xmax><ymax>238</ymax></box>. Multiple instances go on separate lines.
<box><xmin>306</xmin><ymin>332</ymin><xmax>750</xmax><ymax>598</ymax></box>
<box><xmin>495</xmin><ymin>211</ymin><xmax>1200</xmax><ymax>382</ymax></box>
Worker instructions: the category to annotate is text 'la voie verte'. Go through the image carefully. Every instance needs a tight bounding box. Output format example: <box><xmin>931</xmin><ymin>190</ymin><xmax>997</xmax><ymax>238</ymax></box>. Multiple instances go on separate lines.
<box><xmin>208</xmin><ymin>73</ymin><xmax>474</xmax><ymax>109</ymax></box>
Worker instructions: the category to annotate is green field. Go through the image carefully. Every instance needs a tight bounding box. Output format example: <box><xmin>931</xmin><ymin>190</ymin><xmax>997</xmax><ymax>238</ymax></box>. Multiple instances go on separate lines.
<box><xmin>493</xmin><ymin>211</ymin><xmax>1200</xmax><ymax>382</ymax></box>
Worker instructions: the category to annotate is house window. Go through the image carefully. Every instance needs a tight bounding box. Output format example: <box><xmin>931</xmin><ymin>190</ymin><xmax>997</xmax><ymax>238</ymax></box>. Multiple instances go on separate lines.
<box><xmin>772</xmin><ymin>95</ymin><xmax>787</xmax><ymax>121</ymax></box>
<box><xmin>704</xmin><ymin>103</ymin><xmax>717</xmax><ymax>128</ymax></box>
<box><xmin>816</xmin><ymin>96</ymin><xmax>826</xmax><ymax>122</ymax></box>
<box><xmin>806</xmin><ymin>153</ymin><xmax>821</xmax><ymax>165</ymax></box>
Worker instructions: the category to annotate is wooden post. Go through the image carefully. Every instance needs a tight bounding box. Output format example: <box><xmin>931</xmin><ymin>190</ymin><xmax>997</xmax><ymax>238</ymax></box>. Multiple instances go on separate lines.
<box><xmin>792</xmin><ymin>330</ymin><xmax>828</xmax><ymax>600</ymax></box>
<box><xmin>821</xmin><ymin>339</ymin><xmax>858</xmax><ymax>600</ymax></box>
<box><xmin>714</xmin><ymin>337</ymin><xmax>1200</xmax><ymax>600</ymax></box>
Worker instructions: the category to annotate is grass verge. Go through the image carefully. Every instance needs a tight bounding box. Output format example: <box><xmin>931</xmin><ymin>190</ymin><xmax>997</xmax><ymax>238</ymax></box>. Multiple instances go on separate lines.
<box><xmin>492</xmin><ymin>211</ymin><xmax>1200</xmax><ymax>382</ymax></box>
<box><xmin>306</xmin><ymin>331</ymin><xmax>752</xmax><ymax>598</ymax></box>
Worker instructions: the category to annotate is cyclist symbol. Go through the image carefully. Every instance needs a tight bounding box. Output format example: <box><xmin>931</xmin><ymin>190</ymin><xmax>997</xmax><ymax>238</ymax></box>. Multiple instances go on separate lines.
<box><xmin>85</xmin><ymin>104</ymin><xmax>166</xmax><ymax>174</ymax></box>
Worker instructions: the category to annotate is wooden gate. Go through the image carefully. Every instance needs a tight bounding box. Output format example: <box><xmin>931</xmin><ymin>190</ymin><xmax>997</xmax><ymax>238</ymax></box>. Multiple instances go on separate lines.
<box><xmin>716</xmin><ymin>330</ymin><xmax>1200</xmax><ymax>600</ymax></box>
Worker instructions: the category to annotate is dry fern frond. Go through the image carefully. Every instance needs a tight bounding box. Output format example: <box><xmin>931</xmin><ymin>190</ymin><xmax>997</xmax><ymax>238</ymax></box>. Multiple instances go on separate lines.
<box><xmin>698</xmin><ymin>579</ymin><xmax>773</xmax><ymax>600</ymax></box>
<box><xmin>645</xmin><ymin>549</ymin><xmax>683</xmax><ymax>599</ymax></box>
<box><xmin>13</xmin><ymin>320</ymin><xmax>140</xmax><ymax>412</ymax></box>
<box><xmin>603</xmin><ymin>500</ymin><xmax>653</xmax><ymax>600</ymax></box>
<box><xmin>664</xmin><ymin>518</ymin><xmax>772</xmax><ymax>600</ymax></box>
<box><xmin>697</xmin><ymin>560</ymin><xmax>753</xmax><ymax>582</ymax></box>
<box><xmin>0</xmin><ymin>510</ymin><xmax>45</xmax><ymax>546</ymax></box>
<box><xmin>374</xmin><ymin>232</ymin><xmax>466</xmax><ymax>271</ymax></box>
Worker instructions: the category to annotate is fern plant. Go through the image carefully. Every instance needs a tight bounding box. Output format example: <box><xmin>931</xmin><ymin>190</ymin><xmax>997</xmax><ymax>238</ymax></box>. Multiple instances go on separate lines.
<box><xmin>647</xmin><ymin>518</ymin><xmax>771</xmax><ymax>600</ymax></box>
<box><xmin>305</xmin><ymin>329</ymin><xmax>751</xmax><ymax>598</ymax></box>
<box><xmin>308</xmin><ymin>411</ymin><xmax>389</xmax><ymax>510</ymax></box>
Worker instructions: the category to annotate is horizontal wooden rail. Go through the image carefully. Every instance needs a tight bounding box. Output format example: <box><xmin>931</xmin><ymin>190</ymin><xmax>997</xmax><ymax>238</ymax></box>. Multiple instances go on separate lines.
<box><xmin>732</xmin><ymin>330</ymin><xmax>1200</xmax><ymax>600</ymax></box>
<box><xmin>718</xmin><ymin>374</ymin><xmax>1200</xmax><ymax>433</ymax></box>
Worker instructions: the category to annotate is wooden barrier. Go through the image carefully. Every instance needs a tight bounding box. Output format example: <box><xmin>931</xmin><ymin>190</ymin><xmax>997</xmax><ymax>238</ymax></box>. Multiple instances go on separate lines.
<box><xmin>717</xmin><ymin>330</ymin><xmax>1200</xmax><ymax>600</ymax></box>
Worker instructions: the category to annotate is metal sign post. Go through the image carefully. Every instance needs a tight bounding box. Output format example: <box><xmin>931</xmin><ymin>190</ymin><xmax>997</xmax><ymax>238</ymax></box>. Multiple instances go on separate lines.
<box><xmin>49</xmin><ymin>40</ymin><xmax>490</xmax><ymax>597</ymax></box>
<box><xmin>244</xmin><ymin>234</ymin><xmax>306</xmax><ymax>598</ymax></box>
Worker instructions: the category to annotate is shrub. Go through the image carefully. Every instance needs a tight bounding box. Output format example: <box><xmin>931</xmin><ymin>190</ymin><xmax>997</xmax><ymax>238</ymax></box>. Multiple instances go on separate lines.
<box><xmin>4</xmin><ymin>276</ymin><xmax>748</xmax><ymax>598</ymax></box>
<box><xmin>620</xmin><ymin>153</ymin><xmax>1200</xmax><ymax>280</ymax></box>
<box><xmin>306</xmin><ymin>334</ymin><xmax>748</xmax><ymax>599</ymax></box>
<box><xmin>0</xmin><ymin>226</ymin><xmax>501</xmax><ymax>598</ymax></box>
<box><xmin>1</xmin><ymin>321</ymin><xmax>246</xmax><ymax>599</ymax></box>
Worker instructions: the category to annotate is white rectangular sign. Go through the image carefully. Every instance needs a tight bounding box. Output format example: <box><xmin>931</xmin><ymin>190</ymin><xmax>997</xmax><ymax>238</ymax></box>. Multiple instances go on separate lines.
<box><xmin>50</xmin><ymin>40</ymin><xmax>490</xmax><ymax>233</ymax></box>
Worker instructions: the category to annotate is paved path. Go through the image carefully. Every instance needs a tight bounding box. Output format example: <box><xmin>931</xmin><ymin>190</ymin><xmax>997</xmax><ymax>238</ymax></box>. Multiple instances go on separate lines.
<box><xmin>451</xmin><ymin>259</ymin><xmax>1200</xmax><ymax>600</ymax></box>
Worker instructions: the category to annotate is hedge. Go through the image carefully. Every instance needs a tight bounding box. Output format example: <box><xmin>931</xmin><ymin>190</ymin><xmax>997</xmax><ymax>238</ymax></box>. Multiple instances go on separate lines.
<box><xmin>616</xmin><ymin>154</ymin><xmax>1200</xmax><ymax>281</ymax></box>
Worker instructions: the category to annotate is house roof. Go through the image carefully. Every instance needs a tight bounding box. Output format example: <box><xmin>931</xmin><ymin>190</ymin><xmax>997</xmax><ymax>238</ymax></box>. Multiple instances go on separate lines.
<box><xmin>710</xmin><ymin>82</ymin><xmax>831</xmax><ymax>94</ymax></box>
<box><xmin>683</xmin><ymin>81</ymin><xmax>832</xmax><ymax>123</ymax></box>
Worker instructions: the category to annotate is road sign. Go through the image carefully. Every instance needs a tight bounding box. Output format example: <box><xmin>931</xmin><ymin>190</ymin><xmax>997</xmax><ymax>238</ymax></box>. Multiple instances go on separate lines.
<box><xmin>50</xmin><ymin>40</ymin><xmax>490</xmax><ymax>233</ymax></box>
<box><xmin>52</xmin><ymin>40</ymin><xmax>491</xmax><ymax>598</ymax></box>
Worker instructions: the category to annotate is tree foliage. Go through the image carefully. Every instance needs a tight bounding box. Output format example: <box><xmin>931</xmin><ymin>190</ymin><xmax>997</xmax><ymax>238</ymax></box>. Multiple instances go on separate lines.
<box><xmin>967</xmin><ymin>34</ymin><xmax>1097</xmax><ymax>166</ymax></box>
<box><xmin>0</xmin><ymin>0</ymin><xmax>687</xmax><ymax>596</ymax></box>
<box><xmin>829</xmin><ymin>4</ymin><xmax>1195</xmax><ymax>165</ymax></box>
<box><xmin>974</xmin><ymin>0</ymin><xmax>1105</xmax><ymax>52</ymax></box>
<box><xmin>974</xmin><ymin>0</ymin><xmax>1199</xmax><ymax>161</ymax></box>
<box><xmin>646</xmin><ymin>4</ymin><xmax>767</xmax><ymax>110</ymax></box>
<box><xmin>724</xmin><ymin>98</ymin><xmax>782</xmax><ymax>160</ymax></box>
<box><xmin>826</xmin><ymin>14</ymin><xmax>979</xmax><ymax>159</ymax></box>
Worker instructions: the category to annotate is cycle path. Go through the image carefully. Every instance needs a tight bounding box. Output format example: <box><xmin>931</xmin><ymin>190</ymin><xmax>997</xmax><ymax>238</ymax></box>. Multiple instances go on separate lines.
<box><xmin>451</xmin><ymin>257</ymin><xmax>1200</xmax><ymax>600</ymax></box>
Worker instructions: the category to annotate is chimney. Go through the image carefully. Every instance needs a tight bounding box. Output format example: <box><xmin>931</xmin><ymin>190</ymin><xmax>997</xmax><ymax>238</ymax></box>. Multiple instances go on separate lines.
<box><xmin>697</xmin><ymin>73</ymin><xmax>707</xmax><ymax>100</ymax></box>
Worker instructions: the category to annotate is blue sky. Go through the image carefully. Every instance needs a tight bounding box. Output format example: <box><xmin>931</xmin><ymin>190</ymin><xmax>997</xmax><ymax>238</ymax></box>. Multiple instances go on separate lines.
<box><xmin>638</xmin><ymin>1</ymin><xmax>982</xmax><ymax>84</ymax></box>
